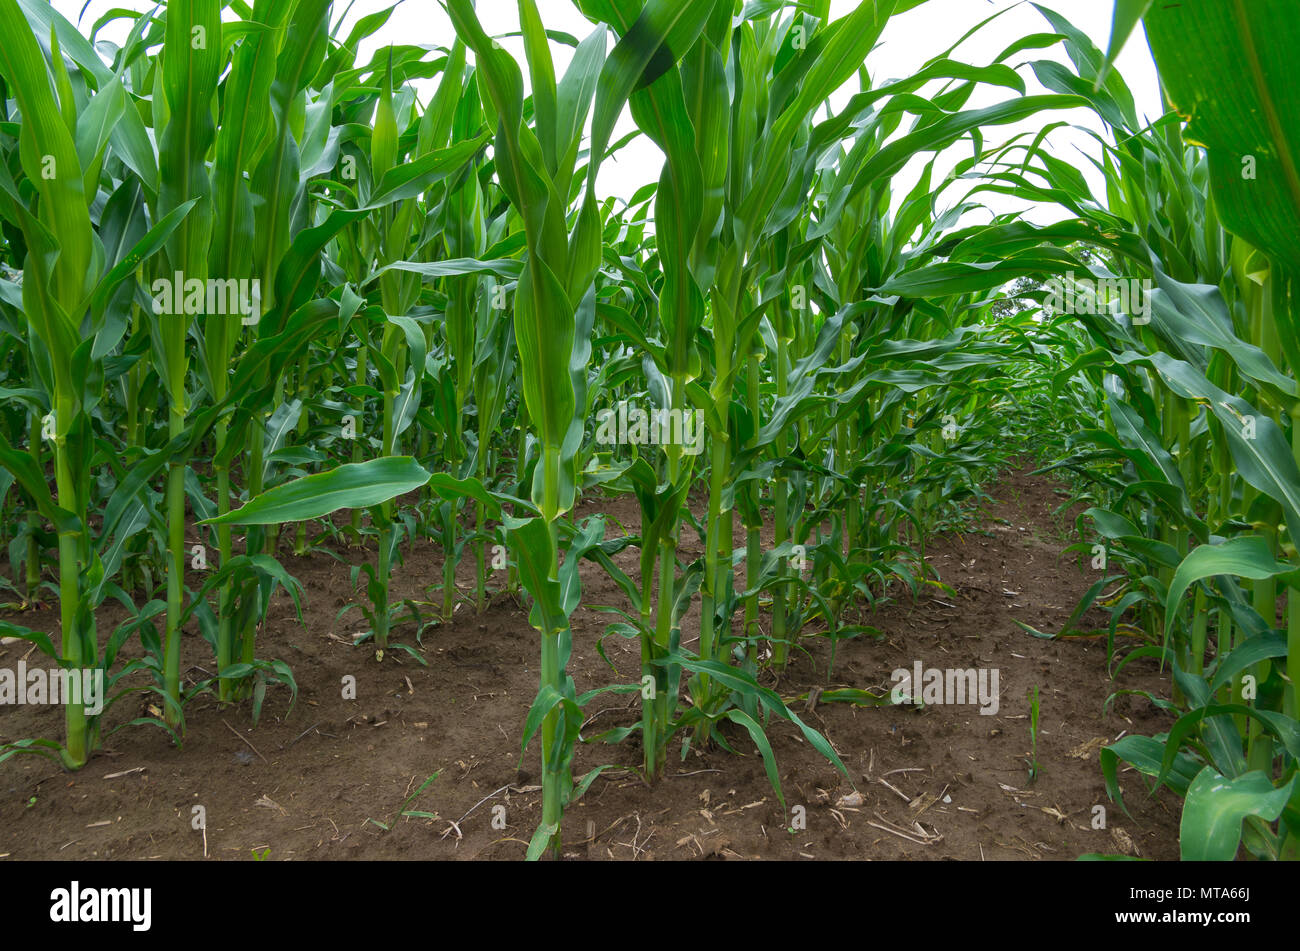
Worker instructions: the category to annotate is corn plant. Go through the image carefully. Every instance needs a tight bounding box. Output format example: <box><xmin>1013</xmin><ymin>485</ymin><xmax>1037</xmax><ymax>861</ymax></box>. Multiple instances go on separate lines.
<box><xmin>0</xmin><ymin>0</ymin><xmax>200</xmax><ymax>761</ymax></box>
<box><xmin>443</xmin><ymin>0</ymin><xmax>731</xmax><ymax>858</ymax></box>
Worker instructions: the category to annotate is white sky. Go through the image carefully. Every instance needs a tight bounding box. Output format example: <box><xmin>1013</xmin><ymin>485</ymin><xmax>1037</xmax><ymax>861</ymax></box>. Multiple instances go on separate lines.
<box><xmin>53</xmin><ymin>0</ymin><xmax>1162</xmax><ymax>223</ymax></box>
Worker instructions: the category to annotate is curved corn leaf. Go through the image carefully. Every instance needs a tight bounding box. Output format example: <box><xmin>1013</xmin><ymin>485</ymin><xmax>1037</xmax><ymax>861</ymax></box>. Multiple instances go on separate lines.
<box><xmin>1180</xmin><ymin>767</ymin><xmax>1298</xmax><ymax>861</ymax></box>
<box><xmin>1164</xmin><ymin>535</ymin><xmax>1293</xmax><ymax>640</ymax></box>
<box><xmin>200</xmin><ymin>457</ymin><xmax>431</xmax><ymax>526</ymax></box>
<box><xmin>1143</xmin><ymin>4</ymin><xmax>1300</xmax><ymax>271</ymax></box>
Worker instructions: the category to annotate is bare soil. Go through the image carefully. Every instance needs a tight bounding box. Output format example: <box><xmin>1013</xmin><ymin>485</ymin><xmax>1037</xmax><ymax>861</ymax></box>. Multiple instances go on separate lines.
<box><xmin>0</xmin><ymin>466</ymin><xmax>1181</xmax><ymax>860</ymax></box>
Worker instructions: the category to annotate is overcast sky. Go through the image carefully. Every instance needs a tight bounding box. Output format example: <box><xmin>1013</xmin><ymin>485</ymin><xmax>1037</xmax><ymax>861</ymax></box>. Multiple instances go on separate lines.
<box><xmin>52</xmin><ymin>0</ymin><xmax>1162</xmax><ymax>222</ymax></box>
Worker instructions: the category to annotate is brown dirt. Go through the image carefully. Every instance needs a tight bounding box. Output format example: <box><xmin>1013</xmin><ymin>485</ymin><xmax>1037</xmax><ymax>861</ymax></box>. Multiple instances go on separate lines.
<box><xmin>0</xmin><ymin>466</ymin><xmax>1181</xmax><ymax>860</ymax></box>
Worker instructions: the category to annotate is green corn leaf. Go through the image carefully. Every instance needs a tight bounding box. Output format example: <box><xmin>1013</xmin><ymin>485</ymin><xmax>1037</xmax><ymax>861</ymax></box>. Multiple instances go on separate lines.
<box><xmin>723</xmin><ymin>708</ymin><xmax>786</xmax><ymax>811</ymax></box>
<box><xmin>1180</xmin><ymin>767</ymin><xmax>1298</xmax><ymax>861</ymax></box>
<box><xmin>1147</xmin><ymin>269</ymin><xmax>1297</xmax><ymax>402</ymax></box>
<box><xmin>526</xmin><ymin>821</ymin><xmax>560</xmax><ymax>861</ymax></box>
<box><xmin>159</xmin><ymin>0</ymin><xmax>221</xmax><ymax>277</ymax></box>
<box><xmin>199</xmin><ymin>457</ymin><xmax>432</xmax><ymax>526</ymax></box>
<box><xmin>1117</xmin><ymin>349</ymin><xmax>1300</xmax><ymax>542</ymax></box>
<box><xmin>1206</xmin><ymin>632</ymin><xmax>1289</xmax><ymax>695</ymax></box>
<box><xmin>1098</xmin><ymin>0</ymin><xmax>1153</xmax><ymax>87</ymax></box>
<box><xmin>365</xmin><ymin>257</ymin><xmax>522</xmax><ymax>285</ymax></box>
<box><xmin>504</xmin><ymin>514</ymin><xmax>565</xmax><ymax>635</ymax></box>
<box><xmin>822</xmin><ymin>95</ymin><xmax>1093</xmax><ymax>240</ymax></box>
<box><xmin>0</xmin><ymin>0</ymin><xmax>95</xmax><ymax>318</ymax></box>
<box><xmin>211</xmin><ymin>0</ymin><xmax>289</xmax><ymax>281</ymax></box>
<box><xmin>1143</xmin><ymin>3</ymin><xmax>1300</xmax><ymax>270</ymax></box>
<box><xmin>89</xmin><ymin>199</ymin><xmax>199</xmax><ymax>314</ymax></box>
<box><xmin>0</xmin><ymin>620</ymin><xmax>59</xmax><ymax>662</ymax></box>
<box><xmin>518</xmin><ymin>0</ymin><xmax>559</xmax><ymax>171</ymax></box>
<box><xmin>386</xmin><ymin>314</ymin><xmax>427</xmax><ymax>440</ymax></box>
<box><xmin>587</xmin><ymin>0</ymin><xmax>716</xmax><ymax>195</ymax></box>
<box><xmin>1100</xmin><ymin>734</ymin><xmax>1201</xmax><ymax>818</ymax></box>
<box><xmin>73</xmin><ymin>74</ymin><xmax>124</xmax><ymax>198</ymax></box>
<box><xmin>668</xmin><ymin>656</ymin><xmax>849</xmax><ymax>780</ymax></box>
<box><xmin>1164</xmin><ymin>536</ymin><xmax>1292</xmax><ymax>641</ymax></box>
<box><xmin>372</xmin><ymin>48</ymin><xmax>398</xmax><ymax>180</ymax></box>
<box><xmin>424</xmin><ymin>473</ymin><xmax>508</xmax><ymax>519</ymax></box>
<box><xmin>0</xmin><ymin>431</ymin><xmax>74</xmax><ymax>532</ymax></box>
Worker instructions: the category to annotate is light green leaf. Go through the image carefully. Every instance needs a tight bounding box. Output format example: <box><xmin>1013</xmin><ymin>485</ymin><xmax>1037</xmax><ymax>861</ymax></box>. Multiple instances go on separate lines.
<box><xmin>1180</xmin><ymin>767</ymin><xmax>1297</xmax><ymax>861</ymax></box>
<box><xmin>199</xmin><ymin>457</ymin><xmax>431</xmax><ymax>526</ymax></box>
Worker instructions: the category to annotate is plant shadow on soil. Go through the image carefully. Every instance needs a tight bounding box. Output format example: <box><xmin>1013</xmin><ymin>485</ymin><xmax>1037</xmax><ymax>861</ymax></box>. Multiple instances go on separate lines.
<box><xmin>0</xmin><ymin>465</ymin><xmax>1181</xmax><ymax>860</ymax></box>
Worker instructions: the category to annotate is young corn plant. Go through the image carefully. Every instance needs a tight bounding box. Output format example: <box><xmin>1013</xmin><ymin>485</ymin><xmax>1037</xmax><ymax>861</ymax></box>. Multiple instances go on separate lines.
<box><xmin>0</xmin><ymin>0</ymin><xmax>197</xmax><ymax>761</ymax></box>
<box><xmin>445</xmin><ymin>0</ymin><xmax>719</xmax><ymax>858</ymax></box>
